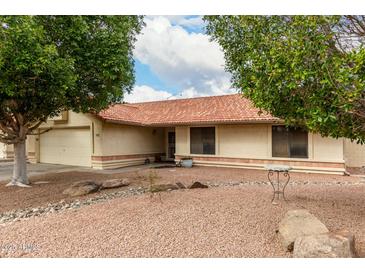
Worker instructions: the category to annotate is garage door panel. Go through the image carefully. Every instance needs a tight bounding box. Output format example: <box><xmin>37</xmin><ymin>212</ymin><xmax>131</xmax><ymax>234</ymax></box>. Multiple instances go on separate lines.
<box><xmin>40</xmin><ymin>128</ymin><xmax>91</xmax><ymax>167</ymax></box>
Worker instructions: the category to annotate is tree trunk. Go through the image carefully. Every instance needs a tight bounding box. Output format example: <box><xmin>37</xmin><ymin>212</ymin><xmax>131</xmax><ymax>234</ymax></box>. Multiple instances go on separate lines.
<box><xmin>7</xmin><ymin>141</ymin><xmax>30</xmax><ymax>187</ymax></box>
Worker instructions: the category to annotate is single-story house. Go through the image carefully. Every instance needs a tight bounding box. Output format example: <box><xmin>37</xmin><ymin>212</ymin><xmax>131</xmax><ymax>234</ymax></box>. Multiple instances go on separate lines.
<box><xmin>1</xmin><ymin>94</ymin><xmax>365</xmax><ymax>174</ymax></box>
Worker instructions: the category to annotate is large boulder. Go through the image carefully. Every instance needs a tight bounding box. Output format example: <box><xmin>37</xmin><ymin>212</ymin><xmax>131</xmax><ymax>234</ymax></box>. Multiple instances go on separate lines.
<box><xmin>189</xmin><ymin>181</ymin><xmax>208</xmax><ymax>189</ymax></box>
<box><xmin>293</xmin><ymin>230</ymin><xmax>356</xmax><ymax>258</ymax></box>
<box><xmin>100</xmin><ymin>178</ymin><xmax>130</xmax><ymax>190</ymax></box>
<box><xmin>278</xmin><ymin>209</ymin><xmax>329</xmax><ymax>251</ymax></box>
<box><xmin>63</xmin><ymin>180</ymin><xmax>101</xmax><ymax>197</ymax></box>
<box><xmin>150</xmin><ymin>183</ymin><xmax>179</xmax><ymax>193</ymax></box>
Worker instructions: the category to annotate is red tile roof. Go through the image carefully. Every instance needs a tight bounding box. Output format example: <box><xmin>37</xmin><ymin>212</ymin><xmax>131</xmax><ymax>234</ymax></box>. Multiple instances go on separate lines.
<box><xmin>98</xmin><ymin>94</ymin><xmax>279</xmax><ymax>126</ymax></box>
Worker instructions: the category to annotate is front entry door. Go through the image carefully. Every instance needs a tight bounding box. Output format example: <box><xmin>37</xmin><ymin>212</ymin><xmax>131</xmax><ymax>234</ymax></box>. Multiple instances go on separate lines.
<box><xmin>168</xmin><ymin>132</ymin><xmax>176</xmax><ymax>160</ymax></box>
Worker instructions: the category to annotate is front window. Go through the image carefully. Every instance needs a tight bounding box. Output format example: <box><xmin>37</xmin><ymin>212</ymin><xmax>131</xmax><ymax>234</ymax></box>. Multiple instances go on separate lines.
<box><xmin>190</xmin><ymin>127</ymin><xmax>215</xmax><ymax>155</ymax></box>
<box><xmin>272</xmin><ymin>126</ymin><xmax>308</xmax><ymax>158</ymax></box>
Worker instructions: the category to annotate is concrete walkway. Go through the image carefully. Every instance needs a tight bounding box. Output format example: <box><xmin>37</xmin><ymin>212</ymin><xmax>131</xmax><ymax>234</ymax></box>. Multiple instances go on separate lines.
<box><xmin>0</xmin><ymin>162</ymin><xmax>175</xmax><ymax>182</ymax></box>
<box><xmin>92</xmin><ymin>162</ymin><xmax>176</xmax><ymax>175</ymax></box>
<box><xmin>0</xmin><ymin>162</ymin><xmax>90</xmax><ymax>182</ymax></box>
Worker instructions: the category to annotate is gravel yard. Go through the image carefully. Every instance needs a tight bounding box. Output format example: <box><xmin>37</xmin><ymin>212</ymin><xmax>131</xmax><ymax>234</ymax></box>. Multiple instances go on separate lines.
<box><xmin>0</xmin><ymin>166</ymin><xmax>362</xmax><ymax>213</ymax></box>
<box><xmin>0</xmin><ymin>166</ymin><xmax>364</xmax><ymax>258</ymax></box>
<box><xmin>0</xmin><ymin>173</ymin><xmax>365</xmax><ymax>257</ymax></box>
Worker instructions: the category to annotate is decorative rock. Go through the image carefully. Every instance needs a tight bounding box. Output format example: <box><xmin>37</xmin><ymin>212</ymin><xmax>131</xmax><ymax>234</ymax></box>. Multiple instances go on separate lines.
<box><xmin>100</xmin><ymin>178</ymin><xmax>130</xmax><ymax>189</ymax></box>
<box><xmin>189</xmin><ymin>181</ymin><xmax>208</xmax><ymax>189</ymax></box>
<box><xmin>278</xmin><ymin>209</ymin><xmax>329</xmax><ymax>251</ymax></box>
<box><xmin>293</xmin><ymin>230</ymin><xmax>356</xmax><ymax>258</ymax></box>
<box><xmin>63</xmin><ymin>180</ymin><xmax>101</xmax><ymax>197</ymax></box>
<box><xmin>175</xmin><ymin>182</ymin><xmax>186</xmax><ymax>189</ymax></box>
<box><xmin>149</xmin><ymin>184</ymin><xmax>179</xmax><ymax>193</ymax></box>
<box><xmin>32</xmin><ymin>181</ymin><xmax>50</xmax><ymax>185</ymax></box>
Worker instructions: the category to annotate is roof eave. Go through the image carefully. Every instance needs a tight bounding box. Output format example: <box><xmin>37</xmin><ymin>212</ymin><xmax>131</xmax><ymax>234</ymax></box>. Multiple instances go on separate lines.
<box><xmin>102</xmin><ymin>119</ymin><xmax>145</xmax><ymax>127</ymax></box>
<box><xmin>103</xmin><ymin>119</ymin><xmax>282</xmax><ymax>127</ymax></box>
<box><xmin>149</xmin><ymin>120</ymin><xmax>282</xmax><ymax>127</ymax></box>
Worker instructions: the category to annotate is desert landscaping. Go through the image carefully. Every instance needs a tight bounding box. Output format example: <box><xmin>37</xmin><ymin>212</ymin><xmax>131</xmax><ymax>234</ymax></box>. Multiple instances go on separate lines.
<box><xmin>0</xmin><ymin>166</ymin><xmax>364</xmax><ymax>257</ymax></box>
<box><xmin>2</xmin><ymin>11</ymin><xmax>365</xmax><ymax>274</ymax></box>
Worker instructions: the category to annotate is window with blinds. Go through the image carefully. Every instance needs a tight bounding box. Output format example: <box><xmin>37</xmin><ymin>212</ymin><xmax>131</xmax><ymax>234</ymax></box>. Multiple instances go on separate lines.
<box><xmin>190</xmin><ymin>127</ymin><xmax>215</xmax><ymax>155</ymax></box>
<box><xmin>272</xmin><ymin>126</ymin><xmax>308</xmax><ymax>158</ymax></box>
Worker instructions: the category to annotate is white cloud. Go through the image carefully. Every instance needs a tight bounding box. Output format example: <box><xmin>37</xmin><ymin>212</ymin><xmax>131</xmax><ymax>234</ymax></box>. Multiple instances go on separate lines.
<box><xmin>124</xmin><ymin>85</ymin><xmax>234</xmax><ymax>103</ymax></box>
<box><xmin>124</xmin><ymin>84</ymin><xmax>236</xmax><ymax>104</ymax></box>
<box><xmin>124</xmin><ymin>85</ymin><xmax>175</xmax><ymax>103</ymax></box>
<box><xmin>163</xmin><ymin>16</ymin><xmax>205</xmax><ymax>29</ymax></box>
<box><xmin>134</xmin><ymin>16</ymin><xmax>233</xmax><ymax>98</ymax></box>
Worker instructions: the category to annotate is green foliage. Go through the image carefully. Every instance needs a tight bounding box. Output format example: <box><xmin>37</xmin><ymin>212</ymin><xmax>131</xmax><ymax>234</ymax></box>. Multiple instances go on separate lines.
<box><xmin>35</xmin><ymin>16</ymin><xmax>143</xmax><ymax>112</ymax></box>
<box><xmin>204</xmin><ymin>16</ymin><xmax>365</xmax><ymax>143</ymax></box>
<box><xmin>0</xmin><ymin>16</ymin><xmax>76</xmax><ymax>128</ymax></box>
<box><xmin>0</xmin><ymin>16</ymin><xmax>143</xmax><ymax>143</ymax></box>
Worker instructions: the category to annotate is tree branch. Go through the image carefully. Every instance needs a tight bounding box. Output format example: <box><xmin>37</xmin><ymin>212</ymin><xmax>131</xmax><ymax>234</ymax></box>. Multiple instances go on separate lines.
<box><xmin>28</xmin><ymin>120</ymin><xmax>45</xmax><ymax>131</ymax></box>
<box><xmin>27</xmin><ymin>127</ymin><xmax>53</xmax><ymax>135</ymax></box>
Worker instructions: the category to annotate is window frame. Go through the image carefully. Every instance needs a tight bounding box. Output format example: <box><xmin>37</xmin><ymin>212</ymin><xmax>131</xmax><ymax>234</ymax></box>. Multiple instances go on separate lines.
<box><xmin>189</xmin><ymin>126</ymin><xmax>217</xmax><ymax>155</ymax></box>
<box><xmin>271</xmin><ymin>125</ymin><xmax>309</xmax><ymax>159</ymax></box>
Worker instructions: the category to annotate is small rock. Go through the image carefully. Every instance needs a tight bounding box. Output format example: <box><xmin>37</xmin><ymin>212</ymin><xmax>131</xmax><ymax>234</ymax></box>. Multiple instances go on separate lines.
<box><xmin>150</xmin><ymin>184</ymin><xmax>179</xmax><ymax>193</ymax></box>
<box><xmin>100</xmin><ymin>178</ymin><xmax>130</xmax><ymax>189</ymax></box>
<box><xmin>63</xmin><ymin>180</ymin><xmax>101</xmax><ymax>197</ymax></box>
<box><xmin>293</xmin><ymin>230</ymin><xmax>356</xmax><ymax>258</ymax></box>
<box><xmin>32</xmin><ymin>181</ymin><xmax>50</xmax><ymax>185</ymax></box>
<box><xmin>175</xmin><ymin>182</ymin><xmax>186</xmax><ymax>189</ymax></box>
<box><xmin>278</xmin><ymin>209</ymin><xmax>329</xmax><ymax>251</ymax></box>
<box><xmin>189</xmin><ymin>181</ymin><xmax>208</xmax><ymax>189</ymax></box>
<box><xmin>0</xmin><ymin>185</ymin><xmax>148</xmax><ymax>224</ymax></box>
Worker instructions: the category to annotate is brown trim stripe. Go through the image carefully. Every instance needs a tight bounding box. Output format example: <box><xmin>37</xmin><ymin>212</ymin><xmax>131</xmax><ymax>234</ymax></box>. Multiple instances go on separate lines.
<box><xmin>92</xmin><ymin>153</ymin><xmax>165</xmax><ymax>161</ymax></box>
<box><xmin>175</xmin><ymin>155</ymin><xmax>344</xmax><ymax>169</ymax></box>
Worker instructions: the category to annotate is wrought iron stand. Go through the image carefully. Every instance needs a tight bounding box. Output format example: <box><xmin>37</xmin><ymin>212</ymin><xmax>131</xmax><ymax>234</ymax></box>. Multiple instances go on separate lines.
<box><xmin>266</xmin><ymin>165</ymin><xmax>291</xmax><ymax>204</ymax></box>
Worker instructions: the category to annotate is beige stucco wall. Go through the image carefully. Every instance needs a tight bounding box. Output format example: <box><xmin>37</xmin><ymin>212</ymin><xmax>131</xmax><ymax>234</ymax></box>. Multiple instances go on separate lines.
<box><xmin>26</xmin><ymin>135</ymin><xmax>38</xmax><ymax>163</ymax></box>
<box><xmin>0</xmin><ymin>142</ymin><xmax>5</xmax><ymax>158</ymax></box>
<box><xmin>312</xmin><ymin>134</ymin><xmax>343</xmax><ymax>162</ymax></box>
<box><xmin>2</xmin><ymin>137</ymin><xmax>37</xmax><ymax>162</ymax></box>
<box><xmin>174</xmin><ymin>124</ymin><xmax>345</xmax><ymax>174</ymax></box>
<box><xmin>41</xmin><ymin>111</ymin><xmax>98</xmax><ymax>129</ymax></box>
<box><xmin>219</xmin><ymin>124</ymin><xmax>269</xmax><ymax>158</ymax></box>
<box><xmin>4</xmin><ymin>143</ymin><xmax>13</xmax><ymax>154</ymax></box>
<box><xmin>175</xmin><ymin>126</ymin><xmax>189</xmax><ymax>155</ymax></box>
<box><xmin>1</xmin><ymin>134</ymin><xmax>13</xmax><ymax>159</ymax></box>
<box><xmin>344</xmin><ymin>139</ymin><xmax>365</xmax><ymax>167</ymax></box>
<box><xmin>175</xmin><ymin>124</ymin><xmax>344</xmax><ymax>162</ymax></box>
<box><xmin>101</xmin><ymin>123</ymin><xmax>165</xmax><ymax>156</ymax></box>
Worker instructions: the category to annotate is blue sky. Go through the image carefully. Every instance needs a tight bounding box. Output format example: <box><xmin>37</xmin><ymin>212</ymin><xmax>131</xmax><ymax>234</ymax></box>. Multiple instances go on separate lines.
<box><xmin>124</xmin><ymin>15</ymin><xmax>234</xmax><ymax>103</ymax></box>
<box><xmin>134</xmin><ymin>60</ymin><xmax>179</xmax><ymax>94</ymax></box>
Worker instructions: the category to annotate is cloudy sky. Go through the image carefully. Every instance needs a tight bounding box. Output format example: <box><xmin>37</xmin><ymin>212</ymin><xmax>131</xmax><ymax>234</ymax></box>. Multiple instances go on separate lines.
<box><xmin>123</xmin><ymin>15</ymin><xmax>235</xmax><ymax>103</ymax></box>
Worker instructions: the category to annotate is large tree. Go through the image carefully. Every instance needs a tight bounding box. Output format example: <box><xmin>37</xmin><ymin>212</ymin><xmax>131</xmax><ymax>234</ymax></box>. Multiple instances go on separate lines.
<box><xmin>0</xmin><ymin>16</ymin><xmax>143</xmax><ymax>187</ymax></box>
<box><xmin>204</xmin><ymin>16</ymin><xmax>365</xmax><ymax>142</ymax></box>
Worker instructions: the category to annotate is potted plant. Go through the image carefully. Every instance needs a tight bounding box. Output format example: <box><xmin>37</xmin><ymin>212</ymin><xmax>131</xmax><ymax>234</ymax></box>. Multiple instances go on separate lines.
<box><xmin>179</xmin><ymin>157</ymin><xmax>193</xmax><ymax>168</ymax></box>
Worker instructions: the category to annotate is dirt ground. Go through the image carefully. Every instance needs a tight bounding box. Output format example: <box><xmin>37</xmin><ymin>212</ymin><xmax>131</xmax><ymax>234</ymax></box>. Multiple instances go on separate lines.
<box><xmin>347</xmin><ymin>167</ymin><xmax>365</xmax><ymax>176</ymax></box>
<box><xmin>0</xmin><ymin>166</ymin><xmax>362</xmax><ymax>213</ymax></box>
<box><xmin>1</xmin><ymin>183</ymin><xmax>365</xmax><ymax>257</ymax></box>
<box><xmin>0</xmin><ymin>166</ymin><xmax>365</xmax><ymax>257</ymax></box>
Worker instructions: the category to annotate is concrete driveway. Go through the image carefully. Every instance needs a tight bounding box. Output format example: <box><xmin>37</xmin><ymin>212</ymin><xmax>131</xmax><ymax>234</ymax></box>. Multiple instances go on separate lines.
<box><xmin>0</xmin><ymin>162</ymin><xmax>90</xmax><ymax>182</ymax></box>
<box><xmin>0</xmin><ymin>161</ymin><xmax>175</xmax><ymax>182</ymax></box>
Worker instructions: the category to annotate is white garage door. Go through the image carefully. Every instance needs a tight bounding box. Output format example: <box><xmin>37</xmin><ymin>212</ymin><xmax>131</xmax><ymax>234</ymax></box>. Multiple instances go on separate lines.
<box><xmin>40</xmin><ymin>128</ymin><xmax>91</xmax><ymax>167</ymax></box>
